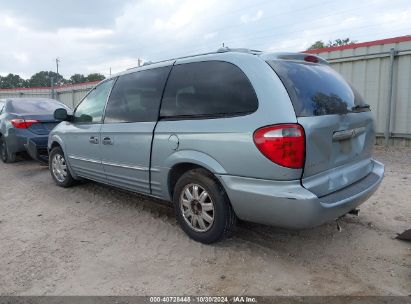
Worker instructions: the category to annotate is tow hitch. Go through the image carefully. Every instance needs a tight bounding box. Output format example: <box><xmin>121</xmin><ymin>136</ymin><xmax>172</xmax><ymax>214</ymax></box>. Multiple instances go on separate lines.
<box><xmin>348</xmin><ymin>208</ymin><xmax>360</xmax><ymax>216</ymax></box>
<box><xmin>336</xmin><ymin>209</ymin><xmax>360</xmax><ymax>231</ymax></box>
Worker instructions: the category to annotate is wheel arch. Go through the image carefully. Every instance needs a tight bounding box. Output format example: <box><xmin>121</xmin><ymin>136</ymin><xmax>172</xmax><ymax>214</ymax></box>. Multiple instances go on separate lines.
<box><xmin>50</xmin><ymin>141</ymin><xmax>61</xmax><ymax>150</ymax></box>
<box><xmin>165</xmin><ymin>151</ymin><xmax>228</xmax><ymax>200</ymax></box>
<box><xmin>48</xmin><ymin>134</ymin><xmax>64</xmax><ymax>152</ymax></box>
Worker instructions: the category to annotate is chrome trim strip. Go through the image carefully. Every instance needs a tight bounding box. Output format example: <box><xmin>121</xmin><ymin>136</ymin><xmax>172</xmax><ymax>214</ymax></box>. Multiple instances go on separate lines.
<box><xmin>68</xmin><ymin>155</ymin><xmax>101</xmax><ymax>164</ymax></box>
<box><xmin>69</xmin><ymin>155</ymin><xmax>157</xmax><ymax>172</ymax></box>
<box><xmin>102</xmin><ymin>161</ymin><xmax>149</xmax><ymax>172</ymax></box>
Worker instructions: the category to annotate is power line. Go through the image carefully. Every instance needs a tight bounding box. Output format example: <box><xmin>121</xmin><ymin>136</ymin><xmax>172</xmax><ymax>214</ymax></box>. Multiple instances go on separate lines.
<box><xmin>73</xmin><ymin>0</ymin><xmax>390</xmax><ymax>73</ymax></box>
<box><xmin>94</xmin><ymin>0</ymin><xmax>381</xmax><ymax>68</ymax></box>
<box><xmin>85</xmin><ymin>21</ymin><xmax>410</xmax><ymax>76</ymax></box>
<box><xmin>130</xmin><ymin>1</ymin><xmax>337</xmax><ymax>58</ymax></box>
<box><xmin>78</xmin><ymin>0</ymin><xmax>337</xmax><ymax>65</ymax></box>
<box><xmin>39</xmin><ymin>1</ymin><xmax>411</xmax><ymax>76</ymax></box>
<box><xmin>142</xmin><ymin>0</ymin><xmax>384</xmax><ymax>60</ymax></box>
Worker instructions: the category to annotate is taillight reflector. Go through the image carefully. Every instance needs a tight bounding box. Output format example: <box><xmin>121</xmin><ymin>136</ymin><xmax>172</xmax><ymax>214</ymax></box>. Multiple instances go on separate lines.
<box><xmin>253</xmin><ymin>124</ymin><xmax>305</xmax><ymax>169</ymax></box>
<box><xmin>10</xmin><ymin>119</ymin><xmax>39</xmax><ymax>129</ymax></box>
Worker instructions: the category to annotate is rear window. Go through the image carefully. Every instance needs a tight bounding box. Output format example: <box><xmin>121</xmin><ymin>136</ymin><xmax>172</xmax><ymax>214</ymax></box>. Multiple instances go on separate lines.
<box><xmin>8</xmin><ymin>99</ymin><xmax>68</xmax><ymax>115</ymax></box>
<box><xmin>267</xmin><ymin>60</ymin><xmax>367</xmax><ymax>117</ymax></box>
<box><xmin>160</xmin><ymin>61</ymin><xmax>258</xmax><ymax>118</ymax></box>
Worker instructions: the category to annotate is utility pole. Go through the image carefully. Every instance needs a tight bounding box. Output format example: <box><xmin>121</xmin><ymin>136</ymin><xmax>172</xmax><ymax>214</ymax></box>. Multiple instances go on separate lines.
<box><xmin>56</xmin><ymin>58</ymin><xmax>60</xmax><ymax>75</ymax></box>
<box><xmin>138</xmin><ymin>58</ymin><xmax>141</xmax><ymax>67</ymax></box>
<box><xmin>50</xmin><ymin>76</ymin><xmax>55</xmax><ymax>99</ymax></box>
<box><xmin>55</xmin><ymin>57</ymin><xmax>60</xmax><ymax>85</ymax></box>
<box><xmin>109</xmin><ymin>67</ymin><xmax>112</xmax><ymax>76</ymax></box>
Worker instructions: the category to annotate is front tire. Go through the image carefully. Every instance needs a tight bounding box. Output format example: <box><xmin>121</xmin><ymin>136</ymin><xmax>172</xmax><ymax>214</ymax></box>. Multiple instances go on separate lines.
<box><xmin>49</xmin><ymin>146</ymin><xmax>75</xmax><ymax>187</ymax></box>
<box><xmin>0</xmin><ymin>137</ymin><xmax>16</xmax><ymax>163</ymax></box>
<box><xmin>173</xmin><ymin>168</ymin><xmax>237</xmax><ymax>244</ymax></box>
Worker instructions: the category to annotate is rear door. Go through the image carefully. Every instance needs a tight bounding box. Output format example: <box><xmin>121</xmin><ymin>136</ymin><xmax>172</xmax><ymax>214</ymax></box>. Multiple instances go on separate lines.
<box><xmin>100</xmin><ymin>66</ymin><xmax>171</xmax><ymax>194</ymax></box>
<box><xmin>63</xmin><ymin>79</ymin><xmax>115</xmax><ymax>183</ymax></box>
<box><xmin>267</xmin><ymin>60</ymin><xmax>375</xmax><ymax>197</ymax></box>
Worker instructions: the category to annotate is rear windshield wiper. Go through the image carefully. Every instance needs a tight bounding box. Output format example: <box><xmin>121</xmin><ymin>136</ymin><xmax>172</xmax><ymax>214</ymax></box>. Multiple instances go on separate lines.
<box><xmin>351</xmin><ymin>104</ymin><xmax>370</xmax><ymax>111</ymax></box>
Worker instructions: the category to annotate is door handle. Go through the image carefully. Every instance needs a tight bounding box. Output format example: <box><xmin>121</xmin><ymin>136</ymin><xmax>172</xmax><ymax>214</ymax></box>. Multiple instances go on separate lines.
<box><xmin>102</xmin><ymin>137</ymin><xmax>113</xmax><ymax>145</ymax></box>
<box><xmin>89</xmin><ymin>136</ymin><xmax>99</xmax><ymax>144</ymax></box>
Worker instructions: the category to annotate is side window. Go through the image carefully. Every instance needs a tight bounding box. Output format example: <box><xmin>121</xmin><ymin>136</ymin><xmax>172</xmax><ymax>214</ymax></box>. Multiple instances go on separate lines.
<box><xmin>160</xmin><ymin>61</ymin><xmax>258</xmax><ymax>118</ymax></box>
<box><xmin>74</xmin><ymin>79</ymin><xmax>115</xmax><ymax>123</ymax></box>
<box><xmin>104</xmin><ymin>66</ymin><xmax>171</xmax><ymax>123</ymax></box>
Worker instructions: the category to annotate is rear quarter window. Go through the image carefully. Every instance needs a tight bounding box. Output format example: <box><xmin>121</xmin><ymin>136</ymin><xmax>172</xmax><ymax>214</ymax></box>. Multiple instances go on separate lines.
<box><xmin>160</xmin><ymin>61</ymin><xmax>258</xmax><ymax>118</ymax></box>
<box><xmin>267</xmin><ymin>60</ymin><xmax>367</xmax><ymax>117</ymax></box>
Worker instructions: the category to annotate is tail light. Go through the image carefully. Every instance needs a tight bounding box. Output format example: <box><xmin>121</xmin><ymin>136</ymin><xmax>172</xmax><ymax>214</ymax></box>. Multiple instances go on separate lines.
<box><xmin>304</xmin><ymin>55</ymin><xmax>319</xmax><ymax>63</ymax></box>
<box><xmin>10</xmin><ymin>119</ymin><xmax>39</xmax><ymax>129</ymax></box>
<box><xmin>253</xmin><ymin>124</ymin><xmax>305</xmax><ymax>169</ymax></box>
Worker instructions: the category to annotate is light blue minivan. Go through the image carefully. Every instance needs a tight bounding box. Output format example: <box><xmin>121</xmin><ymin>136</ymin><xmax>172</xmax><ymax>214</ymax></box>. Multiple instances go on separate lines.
<box><xmin>49</xmin><ymin>49</ymin><xmax>384</xmax><ymax>243</ymax></box>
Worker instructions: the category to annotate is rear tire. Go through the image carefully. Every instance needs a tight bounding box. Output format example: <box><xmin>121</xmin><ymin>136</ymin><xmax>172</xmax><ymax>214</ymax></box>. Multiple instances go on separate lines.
<box><xmin>49</xmin><ymin>146</ymin><xmax>75</xmax><ymax>187</ymax></box>
<box><xmin>0</xmin><ymin>137</ymin><xmax>16</xmax><ymax>163</ymax></box>
<box><xmin>173</xmin><ymin>168</ymin><xmax>237</xmax><ymax>244</ymax></box>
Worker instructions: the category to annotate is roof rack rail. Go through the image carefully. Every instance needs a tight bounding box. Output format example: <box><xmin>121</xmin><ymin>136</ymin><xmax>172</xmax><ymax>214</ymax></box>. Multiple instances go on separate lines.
<box><xmin>126</xmin><ymin>50</ymin><xmax>220</xmax><ymax>70</ymax></box>
<box><xmin>125</xmin><ymin>48</ymin><xmax>262</xmax><ymax>71</ymax></box>
<box><xmin>217</xmin><ymin>47</ymin><xmax>262</xmax><ymax>54</ymax></box>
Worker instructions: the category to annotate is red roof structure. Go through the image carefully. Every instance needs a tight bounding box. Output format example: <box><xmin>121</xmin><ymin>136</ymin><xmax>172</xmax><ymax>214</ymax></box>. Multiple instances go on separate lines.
<box><xmin>0</xmin><ymin>80</ymin><xmax>100</xmax><ymax>91</ymax></box>
<box><xmin>305</xmin><ymin>35</ymin><xmax>411</xmax><ymax>54</ymax></box>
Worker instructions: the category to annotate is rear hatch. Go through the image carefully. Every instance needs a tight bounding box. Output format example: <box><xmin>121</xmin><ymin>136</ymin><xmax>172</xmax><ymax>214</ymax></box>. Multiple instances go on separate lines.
<box><xmin>267</xmin><ymin>58</ymin><xmax>375</xmax><ymax>197</ymax></box>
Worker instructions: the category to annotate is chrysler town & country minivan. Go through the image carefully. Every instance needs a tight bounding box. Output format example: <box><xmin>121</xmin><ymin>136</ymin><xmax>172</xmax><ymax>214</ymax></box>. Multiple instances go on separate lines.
<box><xmin>48</xmin><ymin>49</ymin><xmax>384</xmax><ymax>243</ymax></box>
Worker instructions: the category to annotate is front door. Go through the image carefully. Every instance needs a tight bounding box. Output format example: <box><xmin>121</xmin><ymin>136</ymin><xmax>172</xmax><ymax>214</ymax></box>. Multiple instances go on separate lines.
<box><xmin>64</xmin><ymin>79</ymin><xmax>115</xmax><ymax>183</ymax></box>
<box><xmin>100</xmin><ymin>66</ymin><xmax>171</xmax><ymax>194</ymax></box>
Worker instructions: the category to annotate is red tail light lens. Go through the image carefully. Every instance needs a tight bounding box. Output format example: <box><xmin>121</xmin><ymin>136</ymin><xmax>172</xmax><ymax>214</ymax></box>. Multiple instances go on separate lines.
<box><xmin>10</xmin><ymin>119</ymin><xmax>39</xmax><ymax>129</ymax></box>
<box><xmin>253</xmin><ymin>124</ymin><xmax>305</xmax><ymax>169</ymax></box>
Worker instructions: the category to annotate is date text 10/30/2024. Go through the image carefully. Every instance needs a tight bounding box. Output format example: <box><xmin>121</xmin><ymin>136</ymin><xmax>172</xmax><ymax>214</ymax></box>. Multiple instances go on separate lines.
<box><xmin>149</xmin><ymin>296</ymin><xmax>257</xmax><ymax>303</ymax></box>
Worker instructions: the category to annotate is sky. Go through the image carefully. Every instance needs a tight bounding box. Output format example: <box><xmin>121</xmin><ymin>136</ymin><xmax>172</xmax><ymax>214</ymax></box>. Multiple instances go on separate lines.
<box><xmin>0</xmin><ymin>0</ymin><xmax>410</xmax><ymax>79</ymax></box>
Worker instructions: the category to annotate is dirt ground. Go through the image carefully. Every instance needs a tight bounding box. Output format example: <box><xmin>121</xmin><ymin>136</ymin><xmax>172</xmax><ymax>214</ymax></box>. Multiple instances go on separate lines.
<box><xmin>0</xmin><ymin>146</ymin><xmax>409</xmax><ymax>296</ymax></box>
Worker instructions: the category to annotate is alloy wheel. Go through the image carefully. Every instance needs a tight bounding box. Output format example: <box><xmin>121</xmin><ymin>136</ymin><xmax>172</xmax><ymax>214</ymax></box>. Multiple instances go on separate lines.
<box><xmin>51</xmin><ymin>153</ymin><xmax>67</xmax><ymax>183</ymax></box>
<box><xmin>180</xmin><ymin>183</ymin><xmax>215</xmax><ymax>232</ymax></box>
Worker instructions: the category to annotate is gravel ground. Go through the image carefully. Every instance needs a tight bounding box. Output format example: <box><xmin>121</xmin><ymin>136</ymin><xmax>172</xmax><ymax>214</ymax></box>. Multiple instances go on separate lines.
<box><xmin>0</xmin><ymin>146</ymin><xmax>409</xmax><ymax>296</ymax></box>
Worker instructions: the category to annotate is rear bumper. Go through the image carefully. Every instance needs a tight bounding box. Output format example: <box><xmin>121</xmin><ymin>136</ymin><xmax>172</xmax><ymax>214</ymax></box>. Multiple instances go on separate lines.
<box><xmin>5</xmin><ymin>129</ymin><xmax>48</xmax><ymax>154</ymax></box>
<box><xmin>218</xmin><ymin>159</ymin><xmax>384</xmax><ymax>229</ymax></box>
<box><xmin>25</xmin><ymin>138</ymin><xmax>49</xmax><ymax>164</ymax></box>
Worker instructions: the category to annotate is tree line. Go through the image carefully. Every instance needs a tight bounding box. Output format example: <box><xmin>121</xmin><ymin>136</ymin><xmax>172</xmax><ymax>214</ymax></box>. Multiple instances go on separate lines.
<box><xmin>0</xmin><ymin>71</ymin><xmax>106</xmax><ymax>89</ymax></box>
<box><xmin>307</xmin><ymin>38</ymin><xmax>356</xmax><ymax>50</ymax></box>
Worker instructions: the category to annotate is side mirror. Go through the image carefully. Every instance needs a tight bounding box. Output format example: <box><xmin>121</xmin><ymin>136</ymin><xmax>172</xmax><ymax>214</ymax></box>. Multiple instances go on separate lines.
<box><xmin>54</xmin><ymin>108</ymin><xmax>70</xmax><ymax>121</ymax></box>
